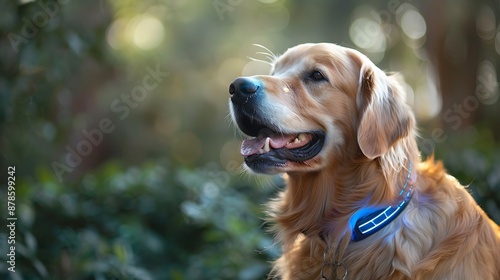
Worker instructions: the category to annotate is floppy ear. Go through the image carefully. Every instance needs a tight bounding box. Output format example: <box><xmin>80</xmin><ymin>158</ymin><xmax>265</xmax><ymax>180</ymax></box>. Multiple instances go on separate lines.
<box><xmin>356</xmin><ymin>62</ymin><xmax>414</xmax><ymax>159</ymax></box>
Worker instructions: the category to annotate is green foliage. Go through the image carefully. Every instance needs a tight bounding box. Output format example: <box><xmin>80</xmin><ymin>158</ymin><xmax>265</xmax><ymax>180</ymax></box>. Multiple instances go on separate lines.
<box><xmin>0</xmin><ymin>160</ymin><xmax>277</xmax><ymax>279</ymax></box>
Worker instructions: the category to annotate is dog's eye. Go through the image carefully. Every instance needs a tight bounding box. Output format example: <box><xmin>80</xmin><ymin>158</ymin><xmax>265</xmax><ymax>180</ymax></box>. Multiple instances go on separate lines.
<box><xmin>310</xmin><ymin>70</ymin><xmax>326</xmax><ymax>81</ymax></box>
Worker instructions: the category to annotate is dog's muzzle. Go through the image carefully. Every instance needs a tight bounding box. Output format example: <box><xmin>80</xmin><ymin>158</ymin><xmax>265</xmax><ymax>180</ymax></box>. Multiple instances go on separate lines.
<box><xmin>229</xmin><ymin>77</ymin><xmax>325</xmax><ymax>174</ymax></box>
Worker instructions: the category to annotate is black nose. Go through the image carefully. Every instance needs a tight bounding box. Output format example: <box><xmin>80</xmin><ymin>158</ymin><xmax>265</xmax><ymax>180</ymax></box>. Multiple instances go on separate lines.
<box><xmin>229</xmin><ymin>77</ymin><xmax>260</xmax><ymax>96</ymax></box>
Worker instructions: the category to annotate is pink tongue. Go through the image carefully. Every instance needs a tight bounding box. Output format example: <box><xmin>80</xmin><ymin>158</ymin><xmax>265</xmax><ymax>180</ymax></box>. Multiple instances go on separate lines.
<box><xmin>241</xmin><ymin>133</ymin><xmax>296</xmax><ymax>156</ymax></box>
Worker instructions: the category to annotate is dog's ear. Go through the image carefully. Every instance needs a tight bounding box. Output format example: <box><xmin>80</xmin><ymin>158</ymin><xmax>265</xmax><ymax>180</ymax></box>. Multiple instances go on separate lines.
<box><xmin>356</xmin><ymin>62</ymin><xmax>414</xmax><ymax>159</ymax></box>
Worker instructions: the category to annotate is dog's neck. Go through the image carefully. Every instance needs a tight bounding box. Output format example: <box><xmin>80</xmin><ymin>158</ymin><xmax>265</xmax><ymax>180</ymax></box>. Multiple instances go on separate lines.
<box><xmin>350</xmin><ymin>161</ymin><xmax>416</xmax><ymax>241</ymax></box>
<box><xmin>271</xmin><ymin>136</ymin><xmax>420</xmax><ymax>253</ymax></box>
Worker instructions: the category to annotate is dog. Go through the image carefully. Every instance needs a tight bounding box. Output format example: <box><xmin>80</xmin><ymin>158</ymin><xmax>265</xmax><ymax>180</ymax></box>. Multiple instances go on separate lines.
<box><xmin>228</xmin><ymin>43</ymin><xmax>500</xmax><ymax>280</ymax></box>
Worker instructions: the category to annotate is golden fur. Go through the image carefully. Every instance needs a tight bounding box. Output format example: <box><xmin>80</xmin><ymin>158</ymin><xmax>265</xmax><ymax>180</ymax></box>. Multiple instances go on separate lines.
<box><xmin>230</xmin><ymin>43</ymin><xmax>500</xmax><ymax>279</ymax></box>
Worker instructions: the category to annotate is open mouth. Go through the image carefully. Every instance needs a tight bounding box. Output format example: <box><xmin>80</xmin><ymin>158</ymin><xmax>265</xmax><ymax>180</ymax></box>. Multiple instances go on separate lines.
<box><xmin>239</xmin><ymin>126</ymin><xmax>325</xmax><ymax>172</ymax></box>
<box><xmin>231</xmin><ymin>103</ymin><xmax>325</xmax><ymax>172</ymax></box>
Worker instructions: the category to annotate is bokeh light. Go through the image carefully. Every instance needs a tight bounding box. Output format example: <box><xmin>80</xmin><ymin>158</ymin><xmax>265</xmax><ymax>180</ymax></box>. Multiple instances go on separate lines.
<box><xmin>258</xmin><ymin>0</ymin><xmax>279</xmax><ymax>3</ymax></box>
<box><xmin>349</xmin><ymin>14</ymin><xmax>387</xmax><ymax>63</ymax></box>
<box><xmin>413</xmin><ymin>64</ymin><xmax>441</xmax><ymax>121</ymax></box>
<box><xmin>106</xmin><ymin>14</ymin><xmax>165</xmax><ymax>50</ymax></box>
<box><xmin>132</xmin><ymin>15</ymin><xmax>165</xmax><ymax>50</ymax></box>
<box><xmin>476</xmin><ymin>60</ymin><xmax>499</xmax><ymax>105</ymax></box>
<box><xmin>106</xmin><ymin>18</ymin><xmax>127</xmax><ymax>49</ymax></box>
<box><xmin>477</xmin><ymin>6</ymin><xmax>496</xmax><ymax>41</ymax></box>
<box><xmin>400</xmin><ymin>10</ymin><xmax>426</xmax><ymax>40</ymax></box>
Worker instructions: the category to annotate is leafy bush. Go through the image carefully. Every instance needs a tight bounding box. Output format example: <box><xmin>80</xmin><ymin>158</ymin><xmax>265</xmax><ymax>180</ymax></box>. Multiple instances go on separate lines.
<box><xmin>0</xmin><ymin>160</ymin><xmax>278</xmax><ymax>280</ymax></box>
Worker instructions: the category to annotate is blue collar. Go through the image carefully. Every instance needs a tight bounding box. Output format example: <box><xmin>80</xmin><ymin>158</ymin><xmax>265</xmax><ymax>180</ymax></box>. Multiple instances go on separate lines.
<box><xmin>351</xmin><ymin>162</ymin><xmax>415</xmax><ymax>242</ymax></box>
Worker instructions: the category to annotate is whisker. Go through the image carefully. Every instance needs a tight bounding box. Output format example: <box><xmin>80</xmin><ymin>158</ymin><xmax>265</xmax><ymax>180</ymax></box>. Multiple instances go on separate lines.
<box><xmin>256</xmin><ymin>51</ymin><xmax>276</xmax><ymax>62</ymax></box>
<box><xmin>247</xmin><ymin>56</ymin><xmax>274</xmax><ymax>66</ymax></box>
<box><xmin>253</xmin><ymin>43</ymin><xmax>277</xmax><ymax>60</ymax></box>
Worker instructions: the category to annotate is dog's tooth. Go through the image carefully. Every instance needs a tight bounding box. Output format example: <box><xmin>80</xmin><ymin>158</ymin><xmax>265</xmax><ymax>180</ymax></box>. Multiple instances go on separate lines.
<box><xmin>263</xmin><ymin>137</ymin><xmax>270</xmax><ymax>152</ymax></box>
<box><xmin>298</xmin><ymin>133</ymin><xmax>307</xmax><ymax>141</ymax></box>
<box><xmin>294</xmin><ymin>138</ymin><xmax>300</xmax><ymax>144</ymax></box>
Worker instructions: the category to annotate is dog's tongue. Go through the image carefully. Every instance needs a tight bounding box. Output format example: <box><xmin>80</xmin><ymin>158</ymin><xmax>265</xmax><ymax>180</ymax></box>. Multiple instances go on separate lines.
<box><xmin>241</xmin><ymin>133</ymin><xmax>296</xmax><ymax>156</ymax></box>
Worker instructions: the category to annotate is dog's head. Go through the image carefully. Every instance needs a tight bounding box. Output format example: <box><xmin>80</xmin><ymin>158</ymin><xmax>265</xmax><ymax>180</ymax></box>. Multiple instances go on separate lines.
<box><xmin>229</xmin><ymin>43</ymin><xmax>414</xmax><ymax>174</ymax></box>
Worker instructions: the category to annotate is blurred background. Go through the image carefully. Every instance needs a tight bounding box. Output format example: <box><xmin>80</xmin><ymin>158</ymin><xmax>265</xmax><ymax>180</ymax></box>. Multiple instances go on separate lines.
<box><xmin>1</xmin><ymin>0</ymin><xmax>499</xmax><ymax>279</ymax></box>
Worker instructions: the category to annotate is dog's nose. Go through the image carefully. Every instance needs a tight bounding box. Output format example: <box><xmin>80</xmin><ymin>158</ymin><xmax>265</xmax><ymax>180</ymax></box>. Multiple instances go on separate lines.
<box><xmin>229</xmin><ymin>77</ymin><xmax>260</xmax><ymax>96</ymax></box>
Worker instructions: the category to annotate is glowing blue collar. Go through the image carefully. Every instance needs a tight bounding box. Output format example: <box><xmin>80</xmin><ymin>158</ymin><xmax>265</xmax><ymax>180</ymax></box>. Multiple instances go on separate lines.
<box><xmin>351</xmin><ymin>162</ymin><xmax>415</xmax><ymax>242</ymax></box>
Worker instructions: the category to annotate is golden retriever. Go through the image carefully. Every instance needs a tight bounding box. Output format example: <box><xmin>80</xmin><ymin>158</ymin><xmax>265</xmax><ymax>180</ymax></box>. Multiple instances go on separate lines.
<box><xmin>228</xmin><ymin>43</ymin><xmax>500</xmax><ymax>280</ymax></box>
